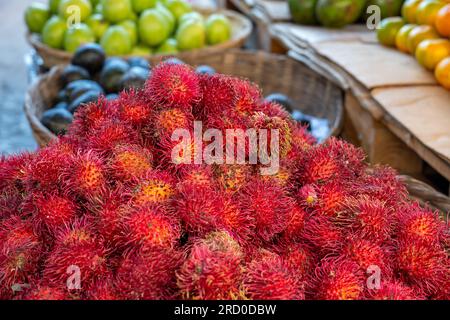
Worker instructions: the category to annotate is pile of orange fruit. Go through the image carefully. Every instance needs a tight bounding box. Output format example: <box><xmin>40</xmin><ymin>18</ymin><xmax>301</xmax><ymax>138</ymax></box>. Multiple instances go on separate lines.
<box><xmin>377</xmin><ymin>0</ymin><xmax>450</xmax><ymax>90</ymax></box>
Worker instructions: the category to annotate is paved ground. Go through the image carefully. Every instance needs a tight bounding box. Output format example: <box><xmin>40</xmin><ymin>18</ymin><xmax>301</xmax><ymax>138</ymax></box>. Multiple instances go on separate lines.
<box><xmin>0</xmin><ymin>0</ymin><xmax>41</xmax><ymax>155</ymax></box>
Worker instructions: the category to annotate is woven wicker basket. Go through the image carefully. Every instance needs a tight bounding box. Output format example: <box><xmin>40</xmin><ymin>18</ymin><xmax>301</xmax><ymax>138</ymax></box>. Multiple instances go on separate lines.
<box><xmin>24</xmin><ymin>49</ymin><xmax>345</xmax><ymax>148</ymax></box>
<box><xmin>27</xmin><ymin>8</ymin><xmax>252</xmax><ymax>68</ymax></box>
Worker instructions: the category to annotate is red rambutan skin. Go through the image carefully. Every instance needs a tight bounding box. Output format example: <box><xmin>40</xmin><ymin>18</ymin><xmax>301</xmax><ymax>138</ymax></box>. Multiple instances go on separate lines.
<box><xmin>109</xmin><ymin>144</ymin><xmax>153</xmax><ymax>181</ymax></box>
<box><xmin>282</xmin><ymin>205</ymin><xmax>307</xmax><ymax>241</ymax></box>
<box><xmin>314</xmin><ymin>181</ymin><xmax>348</xmax><ymax>217</ymax></box>
<box><xmin>152</xmin><ymin>107</ymin><xmax>194</xmax><ymax>143</ymax></box>
<box><xmin>68</xmin><ymin>97</ymin><xmax>118</xmax><ymax>138</ymax></box>
<box><xmin>116</xmin><ymin>89</ymin><xmax>153</xmax><ymax>127</ymax></box>
<box><xmin>173</xmin><ymin>182</ymin><xmax>222</xmax><ymax>236</ymax></box>
<box><xmin>214</xmin><ymin>164</ymin><xmax>253</xmax><ymax>193</ymax></box>
<box><xmin>296</xmin><ymin>184</ymin><xmax>318</xmax><ymax>209</ymax></box>
<box><xmin>177</xmin><ymin>231</ymin><xmax>245</xmax><ymax>300</ymax></box>
<box><xmin>339</xmin><ymin>196</ymin><xmax>393</xmax><ymax>243</ymax></box>
<box><xmin>275</xmin><ymin>243</ymin><xmax>315</xmax><ymax>282</ymax></box>
<box><xmin>365</xmin><ymin>280</ymin><xmax>425</xmax><ymax>300</ymax></box>
<box><xmin>340</xmin><ymin>237</ymin><xmax>392</xmax><ymax>276</ymax></box>
<box><xmin>179</xmin><ymin>165</ymin><xmax>216</xmax><ymax>188</ymax></box>
<box><xmin>198</xmin><ymin>74</ymin><xmax>236</xmax><ymax>120</ymax></box>
<box><xmin>243</xmin><ymin>250</ymin><xmax>305</xmax><ymax>300</ymax></box>
<box><xmin>301</xmin><ymin>215</ymin><xmax>343</xmax><ymax>255</ymax></box>
<box><xmin>295</xmin><ymin>137</ymin><xmax>365</xmax><ymax>186</ymax></box>
<box><xmin>63</xmin><ymin>151</ymin><xmax>107</xmax><ymax>200</ymax></box>
<box><xmin>84</xmin><ymin>120</ymin><xmax>140</xmax><ymax>154</ymax></box>
<box><xmin>146</xmin><ymin>62</ymin><xmax>201</xmax><ymax>111</ymax></box>
<box><xmin>115</xmin><ymin>246</ymin><xmax>183</xmax><ymax>300</ymax></box>
<box><xmin>255</xmin><ymin>100</ymin><xmax>290</xmax><ymax>120</ymax></box>
<box><xmin>120</xmin><ymin>204</ymin><xmax>181</xmax><ymax>251</ymax></box>
<box><xmin>0</xmin><ymin>216</ymin><xmax>42</xmax><ymax>299</ymax></box>
<box><xmin>131</xmin><ymin>169</ymin><xmax>176</xmax><ymax>206</ymax></box>
<box><xmin>239</xmin><ymin>179</ymin><xmax>293</xmax><ymax>242</ymax></box>
<box><xmin>309</xmin><ymin>258</ymin><xmax>364</xmax><ymax>300</ymax></box>
<box><xmin>42</xmin><ymin>220</ymin><xmax>108</xmax><ymax>291</ymax></box>
<box><xmin>396</xmin><ymin>239</ymin><xmax>448</xmax><ymax>295</ymax></box>
<box><xmin>24</xmin><ymin>191</ymin><xmax>78</xmax><ymax>235</ymax></box>
<box><xmin>397</xmin><ymin>202</ymin><xmax>446</xmax><ymax>245</ymax></box>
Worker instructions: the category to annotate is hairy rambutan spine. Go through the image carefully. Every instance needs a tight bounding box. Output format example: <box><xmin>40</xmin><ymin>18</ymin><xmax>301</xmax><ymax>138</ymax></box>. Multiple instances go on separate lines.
<box><xmin>116</xmin><ymin>89</ymin><xmax>153</xmax><ymax>127</ymax></box>
<box><xmin>365</xmin><ymin>280</ymin><xmax>424</xmax><ymax>300</ymax></box>
<box><xmin>239</xmin><ymin>179</ymin><xmax>293</xmax><ymax>242</ymax></box>
<box><xmin>115</xmin><ymin>246</ymin><xmax>183</xmax><ymax>299</ymax></box>
<box><xmin>109</xmin><ymin>144</ymin><xmax>153</xmax><ymax>181</ymax></box>
<box><xmin>132</xmin><ymin>170</ymin><xmax>176</xmax><ymax>205</ymax></box>
<box><xmin>177</xmin><ymin>231</ymin><xmax>245</xmax><ymax>300</ymax></box>
<box><xmin>302</xmin><ymin>215</ymin><xmax>343</xmax><ymax>255</ymax></box>
<box><xmin>310</xmin><ymin>258</ymin><xmax>364</xmax><ymax>300</ymax></box>
<box><xmin>146</xmin><ymin>62</ymin><xmax>201</xmax><ymax>110</ymax></box>
<box><xmin>243</xmin><ymin>250</ymin><xmax>304</xmax><ymax>300</ymax></box>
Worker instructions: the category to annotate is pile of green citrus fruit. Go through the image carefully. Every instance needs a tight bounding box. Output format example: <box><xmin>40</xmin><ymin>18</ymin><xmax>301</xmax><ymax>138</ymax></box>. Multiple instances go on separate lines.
<box><xmin>25</xmin><ymin>0</ymin><xmax>232</xmax><ymax>55</ymax></box>
<box><xmin>376</xmin><ymin>0</ymin><xmax>450</xmax><ymax>90</ymax></box>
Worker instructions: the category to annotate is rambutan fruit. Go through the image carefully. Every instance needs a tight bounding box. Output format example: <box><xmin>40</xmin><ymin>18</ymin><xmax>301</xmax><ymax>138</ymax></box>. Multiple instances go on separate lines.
<box><xmin>177</xmin><ymin>231</ymin><xmax>245</xmax><ymax>300</ymax></box>
<box><xmin>302</xmin><ymin>215</ymin><xmax>343</xmax><ymax>255</ymax></box>
<box><xmin>365</xmin><ymin>280</ymin><xmax>424</xmax><ymax>300</ymax></box>
<box><xmin>85</xmin><ymin>120</ymin><xmax>139</xmax><ymax>154</ymax></box>
<box><xmin>115</xmin><ymin>246</ymin><xmax>183</xmax><ymax>299</ymax></box>
<box><xmin>153</xmin><ymin>107</ymin><xmax>193</xmax><ymax>142</ymax></box>
<box><xmin>283</xmin><ymin>204</ymin><xmax>306</xmax><ymax>241</ymax></box>
<box><xmin>68</xmin><ymin>97</ymin><xmax>118</xmax><ymax>138</ymax></box>
<box><xmin>42</xmin><ymin>220</ymin><xmax>108</xmax><ymax>291</ymax></box>
<box><xmin>180</xmin><ymin>165</ymin><xmax>215</xmax><ymax>188</ymax></box>
<box><xmin>239</xmin><ymin>179</ymin><xmax>293</xmax><ymax>242</ymax></box>
<box><xmin>230</xmin><ymin>77</ymin><xmax>261</xmax><ymax>117</ymax></box>
<box><xmin>214</xmin><ymin>164</ymin><xmax>252</xmax><ymax>193</ymax></box>
<box><xmin>0</xmin><ymin>216</ymin><xmax>42</xmax><ymax>298</ymax></box>
<box><xmin>109</xmin><ymin>144</ymin><xmax>153</xmax><ymax>181</ymax></box>
<box><xmin>85</xmin><ymin>274</ymin><xmax>118</xmax><ymax>300</ymax></box>
<box><xmin>243</xmin><ymin>250</ymin><xmax>304</xmax><ymax>300</ymax></box>
<box><xmin>146</xmin><ymin>62</ymin><xmax>201</xmax><ymax>110</ymax></box>
<box><xmin>396</xmin><ymin>239</ymin><xmax>448</xmax><ymax>295</ymax></box>
<box><xmin>310</xmin><ymin>258</ymin><xmax>364</xmax><ymax>300</ymax></box>
<box><xmin>315</xmin><ymin>181</ymin><xmax>348</xmax><ymax>217</ymax></box>
<box><xmin>0</xmin><ymin>152</ymin><xmax>32</xmax><ymax>189</ymax></box>
<box><xmin>132</xmin><ymin>169</ymin><xmax>176</xmax><ymax>205</ymax></box>
<box><xmin>120</xmin><ymin>204</ymin><xmax>181</xmax><ymax>251</ymax></box>
<box><xmin>255</xmin><ymin>100</ymin><xmax>290</xmax><ymax>120</ymax></box>
<box><xmin>173</xmin><ymin>182</ymin><xmax>222</xmax><ymax>236</ymax></box>
<box><xmin>198</xmin><ymin>74</ymin><xmax>236</xmax><ymax>118</ymax></box>
<box><xmin>276</xmin><ymin>243</ymin><xmax>315</xmax><ymax>281</ymax></box>
<box><xmin>217</xmin><ymin>195</ymin><xmax>254</xmax><ymax>243</ymax></box>
<box><xmin>116</xmin><ymin>89</ymin><xmax>152</xmax><ymax>127</ymax></box>
<box><xmin>64</xmin><ymin>151</ymin><xmax>107</xmax><ymax>199</ymax></box>
<box><xmin>340</xmin><ymin>196</ymin><xmax>393</xmax><ymax>243</ymax></box>
<box><xmin>289</xmin><ymin>124</ymin><xmax>315</xmax><ymax>152</ymax></box>
<box><xmin>249</xmin><ymin>112</ymin><xmax>293</xmax><ymax>158</ymax></box>
<box><xmin>397</xmin><ymin>202</ymin><xmax>446</xmax><ymax>245</ymax></box>
<box><xmin>24</xmin><ymin>191</ymin><xmax>78</xmax><ymax>235</ymax></box>
<box><xmin>341</xmin><ymin>237</ymin><xmax>392</xmax><ymax>276</ymax></box>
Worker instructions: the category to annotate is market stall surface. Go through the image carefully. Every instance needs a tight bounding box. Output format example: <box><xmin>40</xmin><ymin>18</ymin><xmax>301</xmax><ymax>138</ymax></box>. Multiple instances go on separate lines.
<box><xmin>0</xmin><ymin>0</ymin><xmax>39</xmax><ymax>155</ymax></box>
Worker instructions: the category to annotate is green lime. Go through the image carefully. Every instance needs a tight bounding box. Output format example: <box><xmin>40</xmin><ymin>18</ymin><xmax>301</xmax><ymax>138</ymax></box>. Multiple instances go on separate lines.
<box><xmin>165</xmin><ymin>0</ymin><xmax>192</xmax><ymax>22</ymax></box>
<box><xmin>205</xmin><ymin>13</ymin><xmax>231</xmax><ymax>45</ymax></box>
<box><xmin>42</xmin><ymin>16</ymin><xmax>67</xmax><ymax>49</ymax></box>
<box><xmin>49</xmin><ymin>0</ymin><xmax>62</xmax><ymax>14</ymax></box>
<box><xmin>139</xmin><ymin>9</ymin><xmax>171</xmax><ymax>47</ymax></box>
<box><xmin>119</xmin><ymin>20</ymin><xmax>138</xmax><ymax>46</ymax></box>
<box><xmin>179</xmin><ymin>11</ymin><xmax>204</xmax><ymax>26</ymax></box>
<box><xmin>155</xmin><ymin>2</ymin><xmax>176</xmax><ymax>34</ymax></box>
<box><xmin>101</xmin><ymin>0</ymin><xmax>134</xmax><ymax>23</ymax></box>
<box><xmin>59</xmin><ymin>0</ymin><xmax>92</xmax><ymax>22</ymax></box>
<box><xmin>156</xmin><ymin>38</ymin><xmax>179</xmax><ymax>54</ymax></box>
<box><xmin>86</xmin><ymin>14</ymin><xmax>109</xmax><ymax>40</ymax></box>
<box><xmin>100</xmin><ymin>25</ymin><xmax>133</xmax><ymax>55</ymax></box>
<box><xmin>64</xmin><ymin>23</ymin><xmax>95</xmax><ymax>52</ymax></box>
<box><xmin>131</xmin><ymin>0</ymin><xmax>157</xmax><ymax>14</ymax></box>
<box><xmin>25</xmin><ymin>2</ymin><xmax>50</xmax><ymax>33</ymax></box>
<box><xmin>131</xmin><ymin>44</ymin><xmax>152</xmax><ymax>56</ymax></box>
<box><xmin>176</xmin><ymin>19</ymin><xmax>205</xmax><ymax>50</ymax></box>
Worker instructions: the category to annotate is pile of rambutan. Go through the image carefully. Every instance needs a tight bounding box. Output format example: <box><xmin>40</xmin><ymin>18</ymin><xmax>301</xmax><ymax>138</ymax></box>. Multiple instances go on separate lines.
<box><xmin>0</xmin><ymin>62</ymin><xmax>448</xmax><ymax>300</ymax></box>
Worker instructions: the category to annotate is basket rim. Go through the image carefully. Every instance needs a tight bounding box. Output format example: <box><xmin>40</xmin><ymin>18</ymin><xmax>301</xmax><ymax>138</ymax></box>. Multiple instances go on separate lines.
<box><xmin>26</xmin><ymin>8</ymin><xmax>253</xmax><ymax>63</ymax></box>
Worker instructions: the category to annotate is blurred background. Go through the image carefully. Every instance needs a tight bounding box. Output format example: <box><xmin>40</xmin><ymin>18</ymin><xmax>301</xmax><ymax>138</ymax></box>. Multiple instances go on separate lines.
<box><xmin>0</xmin><ymin>0</ymin><xmax>38</xmax><ymax>155</ymax></box>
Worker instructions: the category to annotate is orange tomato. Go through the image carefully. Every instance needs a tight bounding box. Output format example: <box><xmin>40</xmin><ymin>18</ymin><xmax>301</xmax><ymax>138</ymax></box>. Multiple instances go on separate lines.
<box><xmin>407</xmin><ymin>25</ymin><xmax>440</xmax><ymax>54</ymax></box>
<box><xmin>416</xmin><ymin>0</ymin><xmax>446</xmax><ymax>26</ymax></box>
<box><xmin>435</xmin><ymin>4</ymin><xmax>450</xmax><ymax>37</ymax></box>
<box><xmin>402</xmin><ymin>0</ymin><xmax>423</xmax><ymax>23</ymax></box>
<box><xmin>396</xmin><ymin>24</ymin><xmax>417</xmax><ymax>53</ymax></box>
<box><xmin>435</xmin><ymin>57</ymin><xmax>450</xmax><ymax>89</ymax></box>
